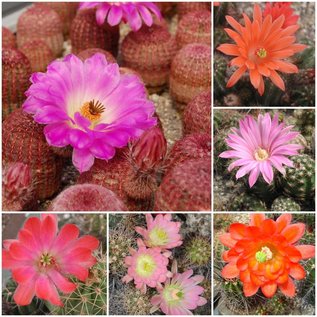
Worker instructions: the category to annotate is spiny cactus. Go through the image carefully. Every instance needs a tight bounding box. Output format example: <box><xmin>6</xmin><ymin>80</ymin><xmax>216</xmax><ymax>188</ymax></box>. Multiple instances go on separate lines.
<box><xmin>155</xmin><ymin>158</ymin><xmax>211</xmax><ymax>211</ymax></box>
<box><xmin>2</xmin><ymin>109</ymin><xmax>63</xmax><ymax>201</ymax></box>
<box><xmin>184</xmin><ymin>236</ymin><xmax>211</xmax><ymax>267</ymax></box>
<box><xmin>213</xmin><ymin>52</ymin><xmax>228</xmax><ymax>98</ymax></box>
<box><xmin>230</xmin><ymin>193</ymin><xmax>267</xmax><ymax>211</ymax></box>
<box><xmin>121</xmin><ymin>25</ymin><xmax>177</xmax><ymax>90</ymax></box>
<box><xmin>183</xmin><ymin>91</ymin><xmax>211</xmax><ymax>135</ymax></box>
<box><xmin>280</xmin><ymin>154</ymin><xmax>315</xmax><ymax>202</ymax></box>
<box><xmin>19</xmin><ymin>39</ymin><xmax>54</xmax><ymax>72</ymax></box>
<box><xmin>177</xmin><ymin>2</ymin><xmax>210</xmax><ymax>19</ymax></box>
<box><xmin>17</xmin><ymin>5</ymin><xmax>64</xmax><ymax>57</ymax></box>
<box><xmin>70</xmin><ymin>8</ymin><xmax>119</xmax><ymax>57</ymax></box>
<box><xmin>165</xmin><ymin>133</ymin><xmax>211</xmax><ymax>174</ymax></box>
<box><xmin>123</xmin><ymin>287</ymin><xmax>153</xmax><ymax>315</ymax></box>
<box><xmin>176</xmin><ymin>10</ymin><xmax>211</xmax><ymax>49</ymax></box>
<box><xmin>2</xmin><ymin>27</ymin><xmax>16</xmax><ymax>49</ymax></box>
<box><xmin>77</xmin><ymin>48</ymin><xmax>116</xmax><ymax>63</ymax></box>
<box><xmin>48</xmin><ymin>184</ymin><xmax>128</xmax><ymax>211</ymax></box>
<box><xmin>271</xmin><ymin>196</ymin><xmax>301</xmax><ymax>212</ymax></box>
<box><xmin>170</xmin><ymin>43</ymin><xmax>211</xmax><ymax>107</ymax></box>
<box><xmin>2</xmin><ymin>48</ymin><xmax>32</xmax><ymax>120</ymax></box>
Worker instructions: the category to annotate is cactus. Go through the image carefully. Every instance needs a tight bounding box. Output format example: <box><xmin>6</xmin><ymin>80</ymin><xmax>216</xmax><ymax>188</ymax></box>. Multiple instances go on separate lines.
<box><xmin>213</xmin><ymin>52</ymin><xmax>228</xmax><ymax>98</ymax></box>
<box><xmin>48</xmin><ymin>184</ymin><xmax>128</xmax><ymax>211</ymax></box>
<box><xmin>121</xmin><ymin>25</ymin><xmax>177</xmax><ymax>89</ymax></box>
<box><xmin>293</xmin><ymin>109</ymin><xmax>315</xmax><ymax>146</ymax></box>
<box><xmin>165</xmin><ymin>133</ymin><xmax>211</xmax><ymax>174</ymax></box>
<box><xmin>2</xmin><ymin>27</ymin><xmax>16</xmax><ymax>49</ymax></box>
<box><xmin>2</xmin><ymin>48</ymin><xmax>32</xmax><ymax>120</ymax></box>
<box><xmin>184</xmin><ymin>236</ymin><xmax>211</xmax><ymax>267</ymax></box>
<box><xmin>185</xmin><ymin>214</ymin><xmax>211</xmax><ymax>237</ymax></box>
<box><xmin>37</xmin><ymin>2</ymin><xmax>78</xmax><ymax>37</ymax></box>
<box><xmin>123</xmin><ymin>287</ymin><xmax>153</xmax><ymax>315</ymax></box>
<box><xmin>230</xmin><ymin>193</ymin><xmax>267</xmax><ymax>211</ymax></box>
<box><xmin>183</xmin><ymin>91</ymin><xmax>211</xmax><ymax>135</ymax></box>
<box><xmin>76</xmin><ymin>48</ymin><xmax>116</xmax><ymax>63</ymax></box>
<box><xmin>19</xmin><ymin>39</ymin><xmax>54</xmax><ymax>72</ymax></box>
<box><xmin>176</xmin><ymin>10</ymin><xmax>211</xmax><ymax>49</ymax></box>
<box><xmin>280</xmin><ymin>154</ymin><xmax>315</xmax><ymax>202</ymax></box>
<box><xmin>271</xmin><ymin>196</ymin><xmax>301</xmax><ymax>212</ymax></box>
<box><xmin>70</xmin><ymin>8</ymin><xmax>119</xmax><ymax>57</ymax></box>
<box><xmin>170</xmin><ymin>43</ymin><xmax>211</xmax><ymax>108</ymax></box>
<box><xmin>17</xmin><ymin>5</ymin><xmax>64</xmax><ymax>57</ymax></box>
<box><xmin>48</xmin><ymin>249</ymin><xmax>107</xmax><ymax>315</ymax></box>
<box><xmin>177</xmin><ymin>2</ymin><xmax>210</xmax><ymax>19</ymax></box>
<box><xmin>2</xmin><ymin>109</ymin><xmax>63</xmax><ymax>201</ymax></box>
<box><xmin>155</xmin><ymin>158</ymin><xmax>211</xmax><ymax>211</ymax></box>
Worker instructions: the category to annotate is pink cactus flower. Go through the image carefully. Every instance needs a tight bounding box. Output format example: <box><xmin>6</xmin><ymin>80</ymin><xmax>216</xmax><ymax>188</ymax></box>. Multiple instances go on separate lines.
<box><xmin>220</xmin><ymin>113</ymin><xmax>303</xmax><ymax>187</ymax></box>
<box><xmin>2</xmin><ymin>214</ymin><xmax>99</xmax><ymax>306</ymax></box>
<box><xmin>151</xmin><ymin>264</ymin><xmax>207</xmax><ymax>315</ymax></box>
<box><xmin>79</xmin><ymin>2</ymin><xmax>162</xmax><ymax>31</ymax></box>
<box><xmin>135</xmin><ymin>214</ymin><xmax>183</xmax><ymax>250</ymax></box>
<box><xmin>22</xmin><ymin>53</ymin><xmax>156</xmax><ymax>173</ymax></box>
<box><xmin>122</xmin><ymin>239</ymin><xmax>171</xmax><ymax>293</ymax></box>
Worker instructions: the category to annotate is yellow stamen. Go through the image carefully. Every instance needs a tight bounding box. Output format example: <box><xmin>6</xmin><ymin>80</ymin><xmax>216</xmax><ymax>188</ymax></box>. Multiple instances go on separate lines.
<box><xmin>256</xmin><ymin>48</ymin><xmax>267</xmax><ymax>58</ymax></box>
<box><xmin>80</xmin><ymin>99</ymin><xmax>105</xmax><ymax>122</ymax></box>
<box><xmin>136</xmin><ymin>255</ymin><xmax>156</xmax><ymax>278</ymax></box>
<box><xmin>149</xmin><ymin>227</ymin><xmax>169</xmax><ymax>246</ymax></box>
<box><xmin>39</xmin><ymin>252</ymin><xmax>54</xmax><ymax>267</ymax></box>
<box><xmin>254</xmin><ymin>148</ymin><xmax>269</xmax><ymax>161</ymax></box>
<box><xmin>256</xmin><ymin>246</ymin><xmax>273</xmax><ymax>263</ymax></box>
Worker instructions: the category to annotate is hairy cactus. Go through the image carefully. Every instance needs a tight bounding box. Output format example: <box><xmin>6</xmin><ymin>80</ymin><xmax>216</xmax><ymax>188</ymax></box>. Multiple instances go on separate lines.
<box><xmin>17</xmin><ymin>5</ymin><xmax>64</xmax><ymax>57</ymax></box>
<box><xmin>48</xmin><ymin>184</ymin><xmax>128</xmax><ymax>211</ymax></box>
<box><xmin>155</xmin><ymin>158</ymin><xmax>211</xmax><ymax>211</ymax></box>
<box><xmin>2</xmin><ymin>27</ymin><xmax>16</xmax><ymax>49</ymax></box>
<box><xmin>2</xmin><ymin>49</ymin><xmax>32</xmax><ymax>120</ymax></box>
<box><xmin>230</xmin><ymin>193</ymin><xmax>267</xmax><ymax>211</ymax></box>
<box><xmin>2</xmin><ymin>162</ymin><xmax>34</xmax><ymax>211</ymax></box>
<box><xmin>77</xmin><ymin>48</ymin><xmax>116</xmax><ymax>63</ymax></box>
<box><xmin>177</xmin><ymin>2</ymin><xmax>210</xmax><ymax>19</ymax></box>
<box><xmin>165</xmin><ymin>133</ymin><xmax>211</xmax><ymax>174</ymax></box>
<box><xmin>170</xmin><ymin>43</ymin><xmax>211</xmax><ymax>107</ymax></box>
<box><xmin>271</xmin><ymin>196</ymin><xmax>301</xmax><ymax>212</ymax></box>
<box><xmin>176</xmin><ymin>10</ymin><xmax>211</xmax><ymax>49</ymax></box>
<box><xmin>184</xmin><ymin>236</ymin><xmax>211</xmax><ymax>267</ymax></box>
<box><xmin>183</xmin><ymin>91</ymin><xmax>211</xmax><ymax>135</ymax></box>
<box><xmin>280</xmin><ymin>154</ymin><xmax>315</xmax><ymax>202</ymax></box>
<box><xmin>123</xmin><ymin>287</ymin><xmax>153</xmax><ymax>315</ymax></box>
<box><xmin>70</xmin><ymin>8</ymin><xmax>119</xmax><ymax>56</ymax></box>
<box><xmin>37</xmin><ymin>2</ymin><xmax>78</xmax><ymax>36</ymax></box>
<box><xmin>2</xmin><ymin>109</ymin><xmax>63</xmax><ymax>200</ymax></box>
<box><xmin>19</xmin><ymin>39</ymin><xmax>54</xmax><ymax>72</ymax></box>
<box><xmin>121</xmin><ymin>25</ymin><xmax>177</xmax><ymax>89</ymax></box>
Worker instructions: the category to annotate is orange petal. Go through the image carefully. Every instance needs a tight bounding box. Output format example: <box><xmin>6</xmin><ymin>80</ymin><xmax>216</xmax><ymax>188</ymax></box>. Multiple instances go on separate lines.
<box><xmin>281</xmin><ymin>223</ymin><xmax>305</xmax><ymax>244</ymax></box>
<box><xmin>289</xmin><ymin>43</ymin><xmax>307</xmax><ymax>53</ymax></box>
<box><xmin>261</xmin><ymin>282</ymin><xmax>277</xmax><ymax>298</ymax></box>
<box><xmin>217</xmin><ymin>44</ymin><xmax>240</xmax><ymax>56</ymax></box>
<box><xmin>278</xmin><ymin>277</ymin><xmax>295</xmax><ymax>297</ymax></box>
<box><xmin>243</xmin><ymin>282</ymin><xmax>259</xmax><ymax>297</ymax></box>
<box><xmin>289</xmin><ymin>263</ymin><xmax>306</xmax><ymax>280</ymax></box>
<box><xmin>253</xmin><ymin>4</ymin><xmax>262</xmax><ymax>25</ymax></box>
<box><xmin>219</xmin><ymin>233</ymin><xmax>236</xmax><ymax>248</ymax></box>
<box><xmin>269</xmin><ymin>69</ymin><xmax>285</xmax><ymax>91</ymax></box>
<box><xmin>250</xmin><ymin>69</ymin><xmax>261</xmax><ymax>89</ymax></box>
<box><xmin>229</xmin><ymin>223</ymin><xmax>248</xmax><ymax>240</ymax></box>
<box><xmin>257</xmin><ymin>64</ymin><xmax>271</xmax><ymax>77</ymax></box>
<box><xmin>274</xmin><ymin>60</ymin><xmax>298</xmax><ymax>73</ymax></box>
<box><xmin>276</xmin><ymin>271</ymin><xmax>289</xmax><ymax>284</ymax></box>
<box><xmin>282</xmin><ymin>245</ymin><xmax>302</xmax><ymax>262</ymax></box>
<box><xmin>295</xmin><ymin>245</ymin><xmax>315</xmax><ymax>259</ymax></box>
<box><xmin>276</xmin><ymin>214</ymin><xmax>292</xmax><ymax>233</ymax></box>
<box><xmin>250</xmin><ymin>214</ymin><xmax>265</xmax><ymax>227</ymax></box>
<box><xmin>250</xmin><ymin>272</ymin><xmax>264</xmax><ymax>286</ymax></box>
<box><xmin>222</xmin><ymin>263</ymin><xmax>239</xmax><ymax>279</ymax></box>
<box><xmin>240</xmin><ymin>270</ymin><xmax>251</xmax><ymax>283</ymax></box>
<box><xmin>230</xmin><ymin>56</ymin><xmax>246</xmax><ymax>67</ymax></box>
<box><xmin>262</xmin><ymin>219</ymin><xmax>277</xmax><ymax>236</ymax></box>
<box><xmin>258</xmin><ymin>75</ymin><xmax>265</xmax><ymax>96</ymax></box>
<box><xmin>225</xmin><ymin>15</ymin><xmax>243</xmax><ymax>34</ymax></box>
<box><xmin>222</xmin><ymin>250</ymin><xmax>230</xmax><ymax>261</ymax></box>
<box><xmin>227</xmin><ymin>65</ymin><xmax>247</xmax><ymax>88</ymax></box>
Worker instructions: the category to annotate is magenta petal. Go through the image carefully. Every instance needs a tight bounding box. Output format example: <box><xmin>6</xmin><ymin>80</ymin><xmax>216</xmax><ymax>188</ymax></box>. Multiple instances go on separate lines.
<box><xmin>90</xmin><ymin>139</ymin><xmax>116</xmax><ymax>160</ymax></box>
<box><xmin>68</xmin><ymin>129</ymin><xmax>92</xmax><ymax>149</ymax></box>
<box><xmin>72</xmin><ymin>148</ymin><xmax>95</xmax><ymax>173</ymax></box>
<box><xmin>95</xmin><ymin>4</ymin><xmax>110</xmax><ymax>25</ymax></box>
<box><xmin>107</xmin><ymin>5</ymin><xmax>123</xmax><ymax>26</ymax></box>
<box><xmin>44</xmin><ymin>123</ymin><xmax>70</xmax><ymax>147</ymax></box>
<box><xmin>137</xmin><ymin>6</ymin><xmax>153</xmax><ymax>26</ymax></box>
<box><xmin>74</xmin><ymin>112</ymin><xmax>91</xmax><ymax>130</ymax></box>
<box><xmin>33</xmin><ymin>106</ymin><xmax>70</xmax><ymax>124</ymax></box>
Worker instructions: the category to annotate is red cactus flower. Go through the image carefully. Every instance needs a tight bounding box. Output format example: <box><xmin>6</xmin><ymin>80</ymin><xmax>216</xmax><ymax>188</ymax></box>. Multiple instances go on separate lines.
<box><xmin>220</xmin><ymin>214</ymin><xmax>315</xmax><ymax>298</ymax></box>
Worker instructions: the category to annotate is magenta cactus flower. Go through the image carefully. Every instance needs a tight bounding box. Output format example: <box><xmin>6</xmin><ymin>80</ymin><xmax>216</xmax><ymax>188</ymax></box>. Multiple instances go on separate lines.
<box><xmin>22</xmin><ymin>53</ymin><xmax>156</xmax><ymax>173</ymax></box>
<box><xmin>79</xmin><ymin>2</ymin><xmax>162</xmax><ymax>31</ymax></box>
<box><xmin>151</xmin><ymin>267</ymin><xmax>207</xmax><ymax>315</ymax></box>
<box><xmin>122</xmin><ymin>239</ymin><xmax>171</xmax><ymax>293</ymax></box>
<box><xmin>135</xmin><ymin>214</ymin><xmax>183</xmax><ymax>250</ymax></box>
<box><xmin>219</xmin><ymin>113</ymin><xmax>303</xmax><ymax>187</ymax></box>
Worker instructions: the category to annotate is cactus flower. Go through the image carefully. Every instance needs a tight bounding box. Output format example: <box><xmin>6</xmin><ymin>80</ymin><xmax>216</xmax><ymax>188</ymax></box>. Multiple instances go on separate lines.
<box><xmin>263</xmin><ymin>2</ymin><xmax>299</xmax><ymax>28</ymax></box>
<box><xmin>220</xmin><ymin>214</ymin><xmax>315</xmax><ymax>298</ymax></box>
<box><xmin>217</xmin><ymin>4</ymin><xmax>306</xmax><ymax>95</ymax></box>
<box><xmin>135</xmin><ymin>214</ymin><xmax>183</xmax><ymax>250</ymax></box>
<box><xmin>79</xmin><ymin>2</ymin><xmax>162</xmax><ymax>31</ymax></box>
<box><xmin>151</xmin><ymin>263</ymin><xmax>207</xmax><ymax>315</ymax></box>
<box><xmin>2</xmin><ymin>214</ymin><xmax>99</xmax><ymax>306</ymax></box>
<box><xmin>22</xmin><ymin>53</ymin><xmax>156</xmax><ymax>173</ymax></box>
<box><xmin>219</xmin><ymin>113</ymin><xmax>303</xmax><ymax>187</ymax></box>
<box><xmin>122</xmin><ymin>239</ymin><xmax>171</xmax><ymax>293</ymax></box>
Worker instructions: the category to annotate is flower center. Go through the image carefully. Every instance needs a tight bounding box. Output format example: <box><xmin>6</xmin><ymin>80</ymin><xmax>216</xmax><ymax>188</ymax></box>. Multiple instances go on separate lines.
<box><xmin>256</xmin><ymin>48</ymin><xmax>267</xmax><ymax>58</ymax></box>
<box><xmin>148</xmin><ymin>227</ymin><xmax>169</xmax><ymax>247</ymax></box>
<box><xmin>39</xmin><ymin>252</ymin><xmax>55</xmax><ymax>268</ymax></box>
<box><xmin>255</xmin><ymin>246</ymin><xmax>273</xmax><ymax>263</ymax></box>
<box><xmin>163</xmin><ymin>285</ymin><xmax>184</xmax><ymax>305</ymax></box>
<box><xmin>254</xmin><ymin>148</ymin><xmax>269</xmax><ymax>161</ymax></box>
<box><xmin>136</xmin><ymin>254</ymin><xmax>157</xmax><ymax>278</ymax></box>
<box><xmin>80</xmin><ymin>99</ymin><xmax>105</xmax><ymax>122</ymax></box>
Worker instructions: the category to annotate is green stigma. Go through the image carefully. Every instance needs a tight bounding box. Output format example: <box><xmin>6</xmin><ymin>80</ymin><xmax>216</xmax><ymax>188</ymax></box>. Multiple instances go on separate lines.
<box><xmin>136</xmin><ymin>254</ymin><xmax>156</xmax><ymax>277</ymax></box>
<box><xmin>255</xmin><ymin>246</ymin><xmax>273</xmax><ymax>263</ymax></box>
<box><xmin>39</xmin><ymin>252</ymin><xmax>53</xmax><ymax>267</ymax></box>
<box><xmin>163</xmin><ymin>285</ymin><xmax>184</xmax><ymax>305</ymax></box>
<box><xmin>256</xmin><ymin>48</ymin><xmax>267</xmax><ymax>58</ymax></box>
<box><xmin>148</xmin><ymin>227</ymin><xmax>169</xmax><ymax>246</ymax></box>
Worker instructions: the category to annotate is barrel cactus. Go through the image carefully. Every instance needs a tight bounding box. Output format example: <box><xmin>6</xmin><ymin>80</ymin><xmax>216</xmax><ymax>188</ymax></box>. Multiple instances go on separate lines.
<box><xmin>177</xmin><ymin>2</ymin><xmax>210</xmax><ymax>19</ymax></box>
<box><xmin>2</xmin><ymin>27</ymin><xmax>16</xmax><ymax>49</ymax></box>
<box><xmin>271</xmin><ymin>196</ymin><xmax>301</xmax><ymax>212</ymax></box>
<box><xmin>230</xmin><ymin>193</ymin><xmax>267</xmax><ymax>211</ymax></box>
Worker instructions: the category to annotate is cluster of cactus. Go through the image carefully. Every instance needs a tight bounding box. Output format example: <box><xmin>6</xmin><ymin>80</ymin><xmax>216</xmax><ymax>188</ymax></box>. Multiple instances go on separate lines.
<box><xmin>183</xmin><ymin>236</ymin><xmax>211</xmax><ymax>267</ymax></box>
<box><xmin>123</xmin><ymin>287</ymin><xmax>153</xmax><ymax>315</ymax></box>
<box><xmin>230</xmin><ymin>193</ymin><xmax>267</xmax><ymax>212</ymax></box>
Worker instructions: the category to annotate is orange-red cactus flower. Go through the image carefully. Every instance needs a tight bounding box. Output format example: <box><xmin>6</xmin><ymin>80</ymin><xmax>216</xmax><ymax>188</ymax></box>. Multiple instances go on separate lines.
<box><xmin>217</xmin><ymin>4</ymin><xmax>307</xmax><ymax>95</ymax></box>
<box><xmin>220</xmin><ymin>214</ymin><xmax>315</xmax><ymax>298</ymax></box>
<box><xmin>263</xmin><ymin>2</ymin><xmax>299</xmax><ymax>29</ymax></box>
